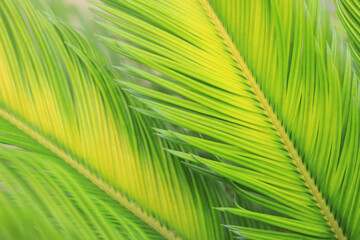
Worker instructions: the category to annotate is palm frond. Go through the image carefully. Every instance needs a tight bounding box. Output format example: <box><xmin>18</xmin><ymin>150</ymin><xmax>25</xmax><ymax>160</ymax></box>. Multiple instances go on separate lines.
<box><xmin>0</xmin><ymin>0</ymin><xmax>232</xmax><ymax>239</ymax></box>
<box><xmin>93</xmin><ymin>0</ymin><xmax>360</xmax><ymax>239</ymax></box>
<box><xmin>0</xmin><ymin>117</ymin><xmax>164</xmax><ymax>239</ymax></box>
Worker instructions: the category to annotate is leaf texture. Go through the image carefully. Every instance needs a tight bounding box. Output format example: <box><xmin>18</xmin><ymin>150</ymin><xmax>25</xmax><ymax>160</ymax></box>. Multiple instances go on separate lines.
<box><xmin>0</xmin><ymin>0</ymin><xmax>231</xmax><ymax>239</ymax></box>
<box><xmin>94</xmin><ymin>0</ymin><xmax>360</xmax><ymax>239</ymax></box>
<box><xmin>0</xmin><ymin>117</ymin><xmax>164</xmax><ymax>240</ymax></box>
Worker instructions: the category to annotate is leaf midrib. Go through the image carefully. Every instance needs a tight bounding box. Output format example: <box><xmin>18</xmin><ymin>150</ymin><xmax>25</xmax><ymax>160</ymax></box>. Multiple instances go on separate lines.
<box><xmin>0</xmin><ymin>108</ymin><xmax>178</xmax><ymax>240</ymax></box>
<box><xmin>199</xmin><ymin>0</ymin><xmax>345</xmax><ymax>239</ymax></box>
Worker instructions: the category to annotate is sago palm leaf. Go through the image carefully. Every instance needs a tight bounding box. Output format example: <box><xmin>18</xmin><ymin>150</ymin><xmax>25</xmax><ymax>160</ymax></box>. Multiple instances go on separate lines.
<box><xmin>0</xmin><ymin>0</ymin><xmax>232</xmax><ymax>239</ymax></box>
<box><xmin>0</xmin><ymin>117</ymin><xmax>164</xmax><ymax>239</ymax></box>
<box><xmin>93</xmin><ymin>0</ymin><xmax>360</xmax><ymax>239</ymax></box>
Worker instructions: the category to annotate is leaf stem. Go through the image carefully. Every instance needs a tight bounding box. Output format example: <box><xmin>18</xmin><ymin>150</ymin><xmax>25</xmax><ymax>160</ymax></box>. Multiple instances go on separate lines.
<box><xmin>199</xmin><ymin>1</ymin><xmax>345</xmax><ymax>239</ymax></box>
<box><xmin>0</xmin><ymin>108</ymin><xmax>179</xmax><ymax>240</ymax></box>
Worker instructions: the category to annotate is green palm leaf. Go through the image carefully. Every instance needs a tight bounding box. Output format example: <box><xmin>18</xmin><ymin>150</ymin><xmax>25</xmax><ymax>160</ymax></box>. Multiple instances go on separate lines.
<box><xmin>93</xmin><ymin>0</ymin><xmax>360</xmax><ymax>239</ymax></box>
<box><xmin>0</xmin><ymin>117</ymin><xmax>164</xmax><ymax>239</ymax></box>
<box><xmin>0</xmin><ymin>0</ymin><xmax>232</xmax><ymax>239</ymax></box>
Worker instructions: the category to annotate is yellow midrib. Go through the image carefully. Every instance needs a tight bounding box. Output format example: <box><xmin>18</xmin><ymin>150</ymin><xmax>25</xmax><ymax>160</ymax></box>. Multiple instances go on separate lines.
<box><xmin>199</xmin><ymin>0</ymin><xmax>345</xmax><ymax>239</ymax></box>
<box><xmin>0</xmin><ymin>108</ymin><xmax>179</xmax><ymax>240</ymax></box>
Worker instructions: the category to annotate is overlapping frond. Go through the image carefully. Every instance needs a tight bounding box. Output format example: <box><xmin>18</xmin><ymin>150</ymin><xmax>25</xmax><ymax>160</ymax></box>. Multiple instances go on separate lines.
<box><xmin>93</xmin><ymin>0</ymin><xmax>360</xmax><ymax>239</ymax></box>
<box><xmin>0</xmin><ymin>0</ymin><xmax>231</xmax><ymax>239</ymax></box>
<box><xmin>0</xmin><ymin>117</ymin><xmax>164</xmax><ymax>239</ymax></box>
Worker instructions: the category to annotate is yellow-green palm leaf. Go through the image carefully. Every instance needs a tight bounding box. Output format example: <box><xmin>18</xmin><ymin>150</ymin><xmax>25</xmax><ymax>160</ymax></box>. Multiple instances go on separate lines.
<box><xmin>0</xmin><ymin>117</ymin><xmax>164</xmax><ymax>239</ymax></box>
<box><xmin>0</xmin><ymin>0</ymin><xmax>231</xmax><ymax>239</ymax></box>
<box><xmin>93</xmin><ymin>0</ymin><xmax>360</xmax><ymax>239</ymax></box>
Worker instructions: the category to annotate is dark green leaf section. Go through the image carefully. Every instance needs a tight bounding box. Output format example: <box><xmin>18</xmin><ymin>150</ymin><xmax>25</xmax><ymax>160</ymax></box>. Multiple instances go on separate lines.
<box><xmin>0</xmin><ymin>117</ymin><xmax>164</xmax><ymax>240</ymax></box>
